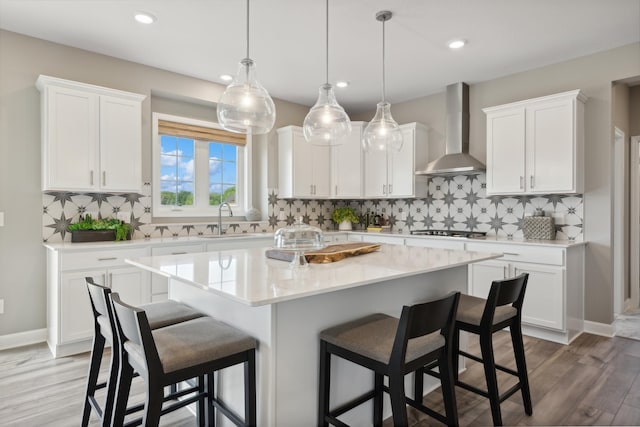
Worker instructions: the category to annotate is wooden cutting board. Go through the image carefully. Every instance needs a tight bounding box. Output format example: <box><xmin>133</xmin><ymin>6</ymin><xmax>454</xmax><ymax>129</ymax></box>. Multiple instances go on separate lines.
<box><xmin>265</xmin><ymin>242</ymin><xmax>381</xmax><ymax>264</ymax></box>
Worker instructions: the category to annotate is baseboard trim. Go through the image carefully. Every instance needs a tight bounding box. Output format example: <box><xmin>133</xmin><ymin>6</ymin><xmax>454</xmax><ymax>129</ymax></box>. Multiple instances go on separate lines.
<box><xmin>0</xmin><ymin>328</ymin><xmax>47</xmax><ymax>351</ymax></box>
<box><xmin>584</xmin><ymin>320</ymin><xmax>615</xmax><ymax>338</ymax></box>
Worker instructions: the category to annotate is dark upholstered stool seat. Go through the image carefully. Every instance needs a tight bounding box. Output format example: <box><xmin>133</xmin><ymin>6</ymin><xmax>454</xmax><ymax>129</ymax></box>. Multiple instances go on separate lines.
<box><xmin>319</xmin><ymin>293</ymin><xmax>460</xmax><ymax>427</ymax></box>
<box><xmin>320</xmin><ymin>313</ymin><xmax>445</xmax><ymax>365</ymax></box>
<box><xmin>457</xmin><ymin>294</ymin><xmax>517</xmax><ymax>326</ymax></box>
<box><xmin>141</xmin><ymin>300</ymin><xmax>204</xmax><ymax>329</ymax></box>
<box><xmin>125</xmin><ymin>316</ymin><xmax>257</xmax><ymax>374</ymax></box>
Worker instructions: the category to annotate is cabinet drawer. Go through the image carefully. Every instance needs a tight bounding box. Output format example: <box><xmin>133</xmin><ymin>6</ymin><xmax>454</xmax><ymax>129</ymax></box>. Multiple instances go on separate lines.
<box><xmin>151</xmin><ymin>244</ymin><xmax>204</xmax><ymax>256</ymax></box>
<box><xmin>60</xmin><ymin>247</ymin><xmax>148</xmax><ymax>271</ymax></box>
<box><xmin>465</xmin><ymin>243</ymin><xmax>564</xmax><ymax>266</ymax></box>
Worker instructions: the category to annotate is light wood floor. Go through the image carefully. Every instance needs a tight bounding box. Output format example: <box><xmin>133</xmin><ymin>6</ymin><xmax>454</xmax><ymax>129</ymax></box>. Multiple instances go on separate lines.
<box><xmin>1</xmin><ymin>332</ymin><xmax>639</xmax><ymax>426</ymax></box>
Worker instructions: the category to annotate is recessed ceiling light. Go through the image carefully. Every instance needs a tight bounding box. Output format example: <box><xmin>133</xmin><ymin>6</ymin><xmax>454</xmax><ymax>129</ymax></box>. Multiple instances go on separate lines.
<box><xmin>335</xmin><ymin>81</ymin><xmax>349</xmax><ymax>88</ymax></box>
<box><xmin>220</xmin><ymin>74</ymin><xmax>233</xmax><ymax>82</ymax></box>
<box><xmin>448</xmin><ymin>39</ymin><xmax>466</xmax><ymax>50</ymax></box>
<box><xmin>134</xmin><ymin>13</ymin><xmax>156</xmax><ymax>24</ymax></box>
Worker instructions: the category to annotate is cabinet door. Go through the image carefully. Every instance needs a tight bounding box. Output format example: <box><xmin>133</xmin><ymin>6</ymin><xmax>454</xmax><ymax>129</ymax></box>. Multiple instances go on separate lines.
<box><xmin>388</xmin><ymin>126</ymin><xmax>415</xmax><ymax>197</ymax></box>
<box><xmin>99</xmin><ymin>95</ymin><xmax>142</xmax><ymax>192</ymax></box>
<box><xmin>311</xmin><ymin>144</ymin><xmax>331</xmax><ymax>198</ymax></box>
<box><xmin>60</xmin><ymin>270</ymin><xmax>105</xmax><ymax>343</ymax></box>
<box><xmin>468</xmin><ymin>261</ymin><xmax>508</xmax><ymax>298</ymax></box>
<box><xmin>43</xmin><ymin>86</ymin><xmax>99</xmax><ymax>191</ymax></box>
<box><xmin>486</xmin><ymin>108</ymin><xmax>526</xmax><ymax>194</ymax></box>
<box><xmin>526</xmin><ymin>99</ymin><xmax>575</xmax><ymax>193</ymax></box>
<box><xmin>109</xmin><ymin>266</ymin><xmax>149</xmax><ymax>306</ymax></box>
<box><xmin>333</xmin><ymin>124</ymin><xmax>364</xmax><ymax>198</ymax></box>
<box><xmin>363</xmin><ymin>149</ymin><xmax>388</xmax><ymax>198</ymax></box>
<box><xmin>512</xmin><ymin>263</ymin><xmax>564</xmax><ymax>330</ymax></box>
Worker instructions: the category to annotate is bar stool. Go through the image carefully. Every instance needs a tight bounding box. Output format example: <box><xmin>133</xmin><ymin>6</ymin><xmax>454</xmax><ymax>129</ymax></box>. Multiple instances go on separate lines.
<box><xmin>82</xmin><ymin>277</ymin><xmax>205</xmax><ymax>427</ymax></box>
<box><xmin>110</xmin><ymin>292</ymin><xmax>258</xmax><ymax>427</ymax></box>
<box><xmin>451</xmin><ymin>273</ymin><xmax>531</xmax><ymax>426</ymax></box>
<box><xmin>318</xmin><ymin>292</ymin><xmax>460</xmax><ymax>427</ymax></box>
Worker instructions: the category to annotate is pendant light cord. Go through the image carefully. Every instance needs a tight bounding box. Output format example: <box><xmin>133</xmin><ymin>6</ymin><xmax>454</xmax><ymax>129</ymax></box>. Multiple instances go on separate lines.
<box><xmin>246</xmin><ymin>0</ymin><xmax>250</xmax><ymax>59</ymax></box>
<box><xmin>381</xmin><ymin>17</ymin><xmax>386</xmax><ymax>102</ymax></box>
<box><xmin>325</xmin><ymin>0</ymin><xmax>329</xmax><ymax>85</ymax></box>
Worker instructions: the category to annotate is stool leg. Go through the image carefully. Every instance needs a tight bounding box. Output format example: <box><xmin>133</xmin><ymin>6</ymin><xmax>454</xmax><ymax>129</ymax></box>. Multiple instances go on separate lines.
<box><xmin>205</xmin><ymin>373</ymin><xmax>216</xmax><ymax>427</ymax></box>
<box><xmin>143</xmin><ymin>376</ymin><xmax>164</xmax><ymax>426</ymax></box>
<box><xmin>197</xmin><ymin>375</ymin><xmax>205</xmax><ymax>427</ymax></box>
<box><xmin>244</xmin><ymin>350</ymin><xmax>257</xmax><ymax>427</ymax></box>
<box><xmin>511</xmin><ymin>322</ymin><xmax>533</xmax><ymax>415</ymax></box>
<box><xmin>82</xmin><ymin>333</ymin><xmax>105</xmax><ymax>427</ymax></box>
<box><xmin>112</xmin><ymin>360</ymin><xmax>134</xmax><ymax>427</ymax></box>
<box><xmin>413</xmin><ymin>368</ymin><xmax>424</xmax><ymax>403</ymax></box>
<box><xmin>373</xmin><ymin>372</ymin><xmax>384</xmax><ymax>427</ymax></box>
<box><xmin>389</xmin><ymin>374</ymin><xmax>408</xmax><ymax>426</ymax></box>
<box><xmin>480</xmin><ymin>333</ymin><xmax>502</xmax><ymax>426</ymax></box>
<box><xmin>318</xmin><ymin>341</ymin><xmax>330</xmax><ymax>427</ymax></box>
<box><xmin>439</xmin><ymin>349</ymin><xmax>459</xmax><ymax>427</ymax></box>
<box><xmin>452</xmin><ymin>327</ymin><xmax>461</xmax><ymax>381</ymax></box>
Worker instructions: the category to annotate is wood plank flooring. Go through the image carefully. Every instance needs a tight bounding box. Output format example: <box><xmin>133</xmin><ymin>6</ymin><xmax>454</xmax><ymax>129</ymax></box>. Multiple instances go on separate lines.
<box><xmin>1</xmin><ymin>332</ymin><xmax>639</xmax><ymax>426</ymax></box>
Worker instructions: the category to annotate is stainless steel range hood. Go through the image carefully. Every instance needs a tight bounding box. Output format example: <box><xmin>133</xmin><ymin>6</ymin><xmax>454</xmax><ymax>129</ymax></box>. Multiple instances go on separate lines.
<box><xmin>415</xmin><ymin>82</ymin><xmax>485</xmax><ymax>176</ymax></box>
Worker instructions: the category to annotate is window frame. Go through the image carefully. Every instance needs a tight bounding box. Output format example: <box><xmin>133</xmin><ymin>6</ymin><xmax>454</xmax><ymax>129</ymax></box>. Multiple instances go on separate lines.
<box><xmin>152</xmin><ymin>112</ymin><xmax>252</xmax><ymax>218</ymax></box>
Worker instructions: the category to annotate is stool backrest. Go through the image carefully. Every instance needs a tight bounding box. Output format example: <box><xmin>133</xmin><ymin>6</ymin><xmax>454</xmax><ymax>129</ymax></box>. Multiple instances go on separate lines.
<box><xmin>110</xmin><ymin>293</ymin><xmax>162</xmax><ymax>374</ymax></box>
<box><xmin>86</xmin><ymin>277</ymin><xmax>111</xmax><ymax>318</ymax></box>
<box><xmin>390</xmin><ymin>291</ymin><xmax>460</xmax><ymax>370</ymax></box>
<box><xmin>482</xmin><ymin>273</ymin><xmax>529</xmax><ymax>325</ymax></box>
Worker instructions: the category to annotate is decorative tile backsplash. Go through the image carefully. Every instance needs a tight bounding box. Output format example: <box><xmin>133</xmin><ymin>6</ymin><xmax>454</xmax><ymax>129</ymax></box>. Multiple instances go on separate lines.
<box><xmin>42</xmin><ymin>174</ymin><xmax>583</xmax><ymax>242</ymax></box>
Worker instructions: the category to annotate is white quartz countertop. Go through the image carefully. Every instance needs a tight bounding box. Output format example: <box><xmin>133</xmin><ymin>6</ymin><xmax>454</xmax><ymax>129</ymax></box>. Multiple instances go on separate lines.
<box><xmin>125</xmin><ymin>244</ymin><xmax>501</xmax><ymax>307</ymax></box>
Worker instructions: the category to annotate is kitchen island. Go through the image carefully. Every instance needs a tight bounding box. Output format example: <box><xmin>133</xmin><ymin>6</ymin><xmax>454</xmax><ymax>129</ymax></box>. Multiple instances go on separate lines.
<box><xmin>126</xmin><ymin>244</ymin><xmax>500</xmax><ymax>426</ymax></box>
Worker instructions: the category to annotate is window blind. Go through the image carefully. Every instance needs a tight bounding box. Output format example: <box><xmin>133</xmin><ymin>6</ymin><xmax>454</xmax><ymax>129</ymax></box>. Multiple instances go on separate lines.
<box><xmin>158</xmin><ymin>119</ymin><xmax>246</xmax><ymax>146</ymax></box>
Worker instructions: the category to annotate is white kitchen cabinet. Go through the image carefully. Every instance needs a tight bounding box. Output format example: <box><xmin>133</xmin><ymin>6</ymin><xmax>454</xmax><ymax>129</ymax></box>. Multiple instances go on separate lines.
<box><xmin>363</xmin><ymin>122</ymin><xmax>428</xmax><ymax>198</ymax></box>
<box><xmin>483</xmin><ymin>90</ymin><xmax>586</xmax><ymax>195</ymax></box>
<box><xmin>278</xmin><ymin>126</ymin><xmax>331</xmax><ymax>198</ymax></box>
<box><xmin>47</xmin><ymin>246</ymin><xmax>150</xmax><ymax>357</ymax></box>
<box><xmin>466</xmin><ymin>241</ymin><xmax>584</xmax><ymax>344</ymax></box>
<box><xmin>37</xmin><ymin>75</ymin><xmax>145</xmax><ymax>192</ymax></box>
<box><xmin>331</xmin><ymin>122</ymin><xmax>366</xmax><ymax>198</ymax></box>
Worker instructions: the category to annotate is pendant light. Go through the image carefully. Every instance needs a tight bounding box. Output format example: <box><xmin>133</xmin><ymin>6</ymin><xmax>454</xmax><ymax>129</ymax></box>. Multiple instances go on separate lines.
<box><xmin>217</xmin><ymin>0</ymin><xmax>276</xmax><ymax>135</ymax></box>
<box><xmin>362</xmin><ymin>11</ymin><xmax>403</xmax><ymax>153</ymax></box>
<box><xmin>302</xmin><ymin>0</ymin><xmax>351</xmax><ymax>145</ymax></box>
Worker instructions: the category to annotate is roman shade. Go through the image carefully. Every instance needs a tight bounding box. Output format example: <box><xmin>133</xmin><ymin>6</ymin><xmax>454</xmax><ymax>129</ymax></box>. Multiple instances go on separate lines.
<box><xmin>158</xmin><ymin>119</ymin><xmax>246</xmax><ymax>146</ymax></box>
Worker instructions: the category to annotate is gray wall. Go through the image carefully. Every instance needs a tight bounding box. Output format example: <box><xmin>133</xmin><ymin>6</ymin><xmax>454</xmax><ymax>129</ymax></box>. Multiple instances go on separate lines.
<box><xmin>0</xmin><ymin>29</ymin><xmax>308</xmax><ymax>336</ymax></box>
<box><xmin>631</xmin><ymin>86</ymin><xmax>640</xmax><ymax>136</ymax></box>
<box><xmin>356</xmin><ymin>43</ymin><xmax>640</xmax><ymax>324</ymax></box>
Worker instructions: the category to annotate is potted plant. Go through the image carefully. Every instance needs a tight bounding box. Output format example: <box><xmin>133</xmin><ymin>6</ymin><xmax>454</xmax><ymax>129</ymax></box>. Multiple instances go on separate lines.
<box><xmin>332</xmin><ymin>207</ymin><xmax>359</xmax><ymax>231</ymax></box>
<box><xmin>68</xmin><ymin>214</ymin><xmax>131</xmax><ymax>242</ymax></box>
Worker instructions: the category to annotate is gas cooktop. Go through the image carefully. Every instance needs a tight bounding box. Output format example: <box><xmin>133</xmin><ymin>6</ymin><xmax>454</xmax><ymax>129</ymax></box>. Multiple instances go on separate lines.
<box><xmin>409</xmin><ymin>229</ymin><xmax>487</xmax><ymax>239</ymax></box>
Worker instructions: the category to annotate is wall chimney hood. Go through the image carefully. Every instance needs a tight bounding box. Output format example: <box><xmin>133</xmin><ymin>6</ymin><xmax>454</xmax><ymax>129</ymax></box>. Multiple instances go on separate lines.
<box><xmin>415</xmin><ymin>82</ymin><xmax>485</xmax><ymax>176</ymax></box>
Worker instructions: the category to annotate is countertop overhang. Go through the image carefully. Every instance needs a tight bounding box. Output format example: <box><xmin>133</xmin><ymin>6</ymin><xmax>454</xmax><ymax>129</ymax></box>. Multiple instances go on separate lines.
<box><xmin>125</xmin><ymin>244</ymin><xmax>501</xmax><ymax>307</ymax></box>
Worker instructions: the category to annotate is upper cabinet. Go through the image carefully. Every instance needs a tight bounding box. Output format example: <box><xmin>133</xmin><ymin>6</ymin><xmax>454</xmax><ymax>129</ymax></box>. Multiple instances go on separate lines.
<box><xmin>37</xmin><ymin>75</ymin><xmax>146</xmax><ymax>192</ymax></box>
<box><xmin>331</xmin><ymin>122</ymin><xmax>366</xmax><ymax>199</ymax></box>
<box><xmin>363</xmin><ymin>122</ymin><xmax>429</xmax><ymax>198</ymax></box>
<box><xmin>277</xmin><ymin>126</ymin><xmax>331</xmax><ymax>198</ymax></box>
<box><xmin>483</xmin><ymin>90</ymin><xmax>586</xmax><ymax>195</ymax></box>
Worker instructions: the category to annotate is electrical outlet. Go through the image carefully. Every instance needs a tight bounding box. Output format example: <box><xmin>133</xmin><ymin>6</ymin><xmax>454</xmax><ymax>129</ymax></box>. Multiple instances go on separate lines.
<box><xmin>401</xmin><ymin>212</ymin><xmax>408</xmax><ymax>221</ymax></box>
<box><xmin>278</xmin><ymin>210</ymin><xmax>287</xmax><ymax>221</ymax></box>
<box><xmin>0</xmin><ymin>299</ymin><xmax>4</xmax><ymax>314</ymax></box>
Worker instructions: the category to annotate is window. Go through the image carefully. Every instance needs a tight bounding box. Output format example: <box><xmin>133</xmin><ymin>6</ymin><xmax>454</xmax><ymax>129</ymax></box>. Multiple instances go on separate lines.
<box><xmin>152</xmin><ymin>113</ymin><xmax>251</xmax><ymax>217</ymax></box>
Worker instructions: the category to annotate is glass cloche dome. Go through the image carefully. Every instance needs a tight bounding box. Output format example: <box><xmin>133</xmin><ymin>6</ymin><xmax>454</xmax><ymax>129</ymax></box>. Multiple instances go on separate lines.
<box><xmin>274</xmin><ymin>217</ymin><xmax>325</xmax><ymax>268</ymax></box>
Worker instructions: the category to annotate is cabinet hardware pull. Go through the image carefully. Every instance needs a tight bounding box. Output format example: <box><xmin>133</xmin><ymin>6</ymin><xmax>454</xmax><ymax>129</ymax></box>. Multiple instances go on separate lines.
<box><xmin>103</xmin><ymin>171</ymin><xmax>106</xmax><ymax>186</ymax></box>
<box><xmin>383</xmin><ymin>184</ymin><xmax>386</xmax><ymax>194</ymax></box>
<box><xmin>519</xmin><ymin>176</ymin><xmax>524</xmax><ymax>189</ymax></box>
<box><xmin>502</xmin><ymin>252</ymin><xmax>519</xmax><ymax>256</ymax></box>
<box><xmin>108</xmin><ymin>273</ymin><xmax>113</xmax><ymax>287</ymax></box>
<box><xmin>97</xmin><ymin>257</ymin><xmax>117</xmax><ymax>261</ymax></box>
<box><xmin>335</xmin><ymin>185</ymin><xmax>338</xmax><ymax>195</ymax></box>
<box><xmin>530</xmin><ymin>175</ymin><xmax>535</xmax><ymax>188</ymax></box>
<box><xmin>171</xmin><ymin>252</ymin><xmax>187</xmax><ymax>255</ymax></box>
<box><xmin>389</xmin><ymin>184</ymin><xmax>393</xmax><ymax>194</ymax></box>
<box><xmin>90</xmin><ymin>171</ymin><xmax>94</xmax><ymax>186</ymax></box>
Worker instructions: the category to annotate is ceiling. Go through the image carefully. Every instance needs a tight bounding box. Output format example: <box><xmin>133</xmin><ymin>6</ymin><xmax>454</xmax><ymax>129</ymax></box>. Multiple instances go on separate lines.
<box><xmin>1</xmin><ymin>0</ymin><xmax>639</xmax><ymax>113</ymax></box>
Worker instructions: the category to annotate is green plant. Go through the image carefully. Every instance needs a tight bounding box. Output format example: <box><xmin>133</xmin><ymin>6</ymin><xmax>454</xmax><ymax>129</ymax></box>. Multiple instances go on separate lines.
<box><xmin>68</xmin><ymin>214</ymin><xmax>130</xmax><ymax>241</ymax></box>
<box><xmin>332</xmin><ymin>207</ymin><xmax>359</xmax><ymax>224</ymax></box>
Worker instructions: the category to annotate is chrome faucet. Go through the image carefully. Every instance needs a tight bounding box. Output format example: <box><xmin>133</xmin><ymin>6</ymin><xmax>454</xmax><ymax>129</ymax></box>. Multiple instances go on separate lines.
<box><xmin>218</xmin><ymin>202</ymin><xmax>233</xmax><ymax>235</ymax></box>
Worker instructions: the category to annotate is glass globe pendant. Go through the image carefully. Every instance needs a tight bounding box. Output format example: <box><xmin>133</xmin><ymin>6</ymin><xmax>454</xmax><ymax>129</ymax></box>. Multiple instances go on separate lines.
<box><xmin>303</xmin><ymin>83</ymin><xmax>351</xmax><ymax>144</ymax></box>
<box><xmin>302</xmin><ymin>0</ymin><xmax>351</xmax><ymax>145</ymax></box>
<box><xmin>217</xmin><ymin>0</ymin><xmax>276</xmax><ymax>135</ymax></box>
<box><xmin>362</xmin><ymin>10</ymin><xmax>403</xmax><ymax>153</ymax></box>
